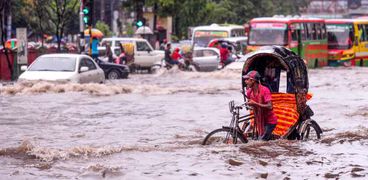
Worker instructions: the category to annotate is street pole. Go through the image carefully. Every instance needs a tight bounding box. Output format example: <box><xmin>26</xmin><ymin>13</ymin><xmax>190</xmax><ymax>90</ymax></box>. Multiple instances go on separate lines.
<box><xmin>88</xmin><ymin>0</ymin><xmax>94</xmax><ymax>56</ymax></box>
<box><xmin>79</xmin><ymin>0</ymin><xmax>85</xmax><ymax>53</ymax></box>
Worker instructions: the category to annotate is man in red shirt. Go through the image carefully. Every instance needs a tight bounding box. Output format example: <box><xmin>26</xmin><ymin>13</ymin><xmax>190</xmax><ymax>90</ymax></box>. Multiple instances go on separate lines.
<box><xmin>244</xmin><ymin>70</ymin><xmax>278</xmax><ymax>141</ymax></box>
<box><xmin>219</xmin><ymin>43</ymin><xmax>229</xmax><ymax>65</ymax></box>
<box><xmin>171</xmin><ymin>48</ymin><xmax>182</xmax><ymax>61</ymax></box>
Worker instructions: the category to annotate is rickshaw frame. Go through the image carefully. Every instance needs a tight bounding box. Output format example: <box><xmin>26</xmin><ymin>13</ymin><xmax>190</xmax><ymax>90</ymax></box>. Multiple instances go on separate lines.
<box><xmin>241</xmin><ymin>45</ymin><xmax>322</xmax><ymax>139</ymax></box>
<box><xmin>202</xmin><ymin>46</ymin><xmax>322</xmax><ymax>145</ymax></box>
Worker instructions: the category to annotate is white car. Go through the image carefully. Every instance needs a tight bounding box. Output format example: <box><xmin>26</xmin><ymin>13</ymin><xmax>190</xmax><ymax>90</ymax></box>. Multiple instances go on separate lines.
<box><xmin>18</xmin><ymin>54</ymin><xmax>105</xmax><ymax>83</ymax></box>
<box><xmin>100</xmin><ymin>37</ymin><xmax>164</xmax><ymax>69</ymax></box>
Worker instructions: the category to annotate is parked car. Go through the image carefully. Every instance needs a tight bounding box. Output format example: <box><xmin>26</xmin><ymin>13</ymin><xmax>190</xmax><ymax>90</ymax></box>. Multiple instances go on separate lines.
<box><xmin>151</xmin><ymin>47</ymin><xmax>220</xmax><ymax>72</ymax></box>
<box><xmin>19</xmin><ymin>54</ymin><xmax>105</xmax><ymax>83</ymax></box>
<box><xmin>99</xmin><ymin>37</ymin><xmax>164</xmax><ymax>72</ymax></box>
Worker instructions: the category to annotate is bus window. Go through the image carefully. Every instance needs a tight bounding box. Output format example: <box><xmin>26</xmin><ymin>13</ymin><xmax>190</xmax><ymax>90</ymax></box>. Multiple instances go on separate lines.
<box><xmin>248</xmin><ymin>23</ymin><xmax>288</xmax><ymax>45</ymax></box>
<box><xmin>321</xmin><ymin>24</ymin><xmax>327</xmax><ymax>39</ymax></box>
<box><xmin>193</xmin><ymin>30</ymin><xmax>228</xmax><ymax>47</ymax></box>
<box><xmin>358</xmin><ymin>25</ymin><xmax>365</xmax><ymax>41</ymax></box>
<box><xmin>302</xmin><ymin>23</ymin><xmax>308</xmax><ymax>40</ymax></box>
<box><xmin>291</xmin><ymin>23</ymin><xmax>299</xmax><ymax>41</ymax></box>
<box><xmin>327</xmin><ymin>23</ymin><xmax>353</xmax><ymax>49</ymax></box>
<box><xmin>364</xmin><ymin>24</ymin><xmax>368</xmax><ymax>41</ymax></box>
<box><xmin>306</xmin><ymin>23</ymin><xmax>314</xmax><ymax>40</ymax></box>
<box><xmin>231</xmin><ymin>29</ymin><xmax>245</xmax><ymax>37</ymax></box>
<box><xmin>312</xmin><ymin>23</ymin><xmax>317</xmax><ymax>40</ymax></box>
<box><xmin>315</xmin><ymin>23</ymin><xmax>321</xmax><ymax>39</ymax></box>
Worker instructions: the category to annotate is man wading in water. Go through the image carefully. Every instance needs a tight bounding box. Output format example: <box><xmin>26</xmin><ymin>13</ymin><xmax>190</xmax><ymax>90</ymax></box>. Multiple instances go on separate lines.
<box><xmin>244</xmin><ymin>70</ymin><xmax>278</xmax><ymax>141</ymax></box>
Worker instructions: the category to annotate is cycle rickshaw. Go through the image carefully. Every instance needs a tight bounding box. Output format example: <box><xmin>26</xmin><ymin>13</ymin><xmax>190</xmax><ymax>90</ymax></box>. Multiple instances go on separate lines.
<box><xmin>203</xmin><ymin>46</ymin><xmax>322</xmax><ymax>145</ymax></box>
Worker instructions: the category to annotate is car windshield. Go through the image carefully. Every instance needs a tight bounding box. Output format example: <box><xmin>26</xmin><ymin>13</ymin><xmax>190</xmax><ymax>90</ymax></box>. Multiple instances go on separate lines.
<box><xmin>193</xmin><ymin>30</ymin><xmax>228</xmax><ymax>47</ymax></box>
<box><xmin>248</xmin><ymin>23</ymin><xmax>288</xmax><ymax>45</ymax></box>
<box><xmin>326</xmin><ymin>24</ymin><xmax>353</xmax><ymax>50</ymax></box>
<box><xmin>28</xmin><ymin>56</ymin><xmax>76</xmax><ymax>72</ymax></box>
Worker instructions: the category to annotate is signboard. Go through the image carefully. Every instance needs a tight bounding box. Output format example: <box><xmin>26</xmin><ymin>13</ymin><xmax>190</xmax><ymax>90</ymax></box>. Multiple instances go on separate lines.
<box><xmin>16</xmin><ymin>28</ymin><xmax>28</xmax><ymax>64</ymax></box>
<box><xmin>251</xmin><ymin>23</ymin><xmax>287</xmax><ymax>29</ymax></box>
<box><xmin>194</xmin><ymin>31</ymin><xmax>228</xmax><ymax>38</ymax></box>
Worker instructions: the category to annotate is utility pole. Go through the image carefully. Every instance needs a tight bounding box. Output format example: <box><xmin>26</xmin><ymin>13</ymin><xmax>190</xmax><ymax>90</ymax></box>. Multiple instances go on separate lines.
<box><xmin>81</xmin><ymin>0</ymin><xmax>94</xmax><ymax>55</ymax></box>
<box><xmin>79</xmin><ymin>0</ymin><xmax>85</xmax><ymax>53</ymax></box>
<box><xmin>100</xmin><ymin>0</ymin><xmax>105</xmax><ymax>22</ymax></box>
<box><xmin>88</xmin><ymin>0</ymin><xmax>94</xmax><ymax>56</ymax></box>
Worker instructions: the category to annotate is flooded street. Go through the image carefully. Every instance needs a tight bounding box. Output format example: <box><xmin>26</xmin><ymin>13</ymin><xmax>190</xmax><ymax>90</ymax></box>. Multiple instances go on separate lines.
<box><xmin>1</xmin><ymin>67</ymin><xmax>368</xmax><ymax>179</ymax></box>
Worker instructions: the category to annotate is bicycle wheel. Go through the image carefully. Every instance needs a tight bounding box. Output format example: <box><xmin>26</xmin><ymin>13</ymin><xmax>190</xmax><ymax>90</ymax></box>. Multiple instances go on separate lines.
<box><xmin>300</xmin><ymin>121</ymin><xmax>321</xmax><ymax>140</ymax></box>
<box><xmin>202</xmin><ymin>128</ymin><xmax>246</xmax><ymax>145</ymax></box>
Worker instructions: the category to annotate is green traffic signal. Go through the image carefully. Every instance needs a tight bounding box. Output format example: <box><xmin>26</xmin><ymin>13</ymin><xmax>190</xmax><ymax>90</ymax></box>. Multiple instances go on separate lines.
<box><xmin>83</xmin><ymin>7</ymin><xmax>90</xmax><ymax>25</ymax></box>
<box><xmin>83</xmin><ymin>8</ymin><xmax>89</xmax><ymax>14</ymax></box>
<box><xmin>136</xmin><ymin>20</ymin><xmax>143</xmax><ymax>27</ymax></box>
<box><xmin>83</xmin><ymin>16</ymin><xmax>89</xmax><ymax>24</ymax></box>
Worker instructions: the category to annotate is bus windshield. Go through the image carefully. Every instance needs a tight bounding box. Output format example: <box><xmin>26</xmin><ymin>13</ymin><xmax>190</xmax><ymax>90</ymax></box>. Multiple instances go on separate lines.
<box><xmin>248</xmin><ymin>23</ymin><xmax>288</xmax><ymax>45</ymax></box>
<box><xmin>193</xmin><ymin>30</ymin><xmax>228</xmax><ymax>47</ymax></box>
<box><xmin>326</xmin><ymin>24</ymin><xmax>353</xmax><ymax>50</ymax></box>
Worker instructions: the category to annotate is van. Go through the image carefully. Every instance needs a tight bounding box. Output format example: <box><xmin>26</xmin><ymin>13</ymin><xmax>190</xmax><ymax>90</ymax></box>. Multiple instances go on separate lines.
<box><xmin>99</xmin><ymin>37</ymin><xmax>164</xmax><ymax>71</ymax></box>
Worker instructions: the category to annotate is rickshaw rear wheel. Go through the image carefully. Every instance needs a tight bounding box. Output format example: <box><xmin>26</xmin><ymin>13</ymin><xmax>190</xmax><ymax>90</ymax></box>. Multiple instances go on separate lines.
<box><xmin>202</xmin><ymin>128</ymin><xmax>247</xmax><ymax>145</ymax></box>
<box><xmin>300</xmin><ymin>120</ymin><xmax>321</xmax><ymax>140</ymax></box>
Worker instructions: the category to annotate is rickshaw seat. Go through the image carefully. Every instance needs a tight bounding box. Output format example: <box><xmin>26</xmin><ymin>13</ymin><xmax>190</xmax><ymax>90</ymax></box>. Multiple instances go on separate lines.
<box><xmin>271</xmin><ymin>93</ymin><xmax>300</xmax><ymax>137</ymax></box>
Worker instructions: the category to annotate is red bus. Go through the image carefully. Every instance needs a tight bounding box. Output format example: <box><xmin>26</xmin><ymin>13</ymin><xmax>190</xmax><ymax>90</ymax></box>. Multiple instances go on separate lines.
<box><xmin>247</xmin><ymin>17</ymin><xmax>328</xmax><ymax>68</ymax></box>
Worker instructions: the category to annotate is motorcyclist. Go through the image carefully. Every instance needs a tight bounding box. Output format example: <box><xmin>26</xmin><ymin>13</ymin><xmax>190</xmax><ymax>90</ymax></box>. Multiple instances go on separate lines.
<box><xmin>171</xmin><ymin>48</ymin><xmax>182</xmax><ymax>61</ymax></box>
<box><xmin>219</xmin><ymin>43</ymin><xmax>234</xmax><ymax>67</ymax></box>
<box><xmin>164</xmin><ymin>43</ymin><xmax>180</xmax><ymax>66</ymax></box>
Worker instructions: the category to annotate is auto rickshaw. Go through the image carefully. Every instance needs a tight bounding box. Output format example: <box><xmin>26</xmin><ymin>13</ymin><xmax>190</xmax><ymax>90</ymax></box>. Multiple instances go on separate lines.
<box><xmin>203</xmin><ymin>46</ymin><xmax>322</xmax><ymax>145</ymax></box>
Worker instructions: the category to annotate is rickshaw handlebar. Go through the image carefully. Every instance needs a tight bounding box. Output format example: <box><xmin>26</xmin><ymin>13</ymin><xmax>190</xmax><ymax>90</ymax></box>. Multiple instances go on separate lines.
<box><xmin>233</xmin><ymin>102</ymin><xmax>252</xmax><ymax>111</ymax></box>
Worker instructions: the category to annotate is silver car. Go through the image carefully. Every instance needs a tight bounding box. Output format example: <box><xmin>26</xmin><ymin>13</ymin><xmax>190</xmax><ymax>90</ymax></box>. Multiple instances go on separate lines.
<box><xmin>151</xmin><ymin>47</ymin><xmax>220</xmax><ymax>72</ymax></box>
<box><xmin>19</xmin><ymin>54</ymin><xmax>105</xmax><ymax>83</ymax></box>
<box><xmin>191</xmin><ymin>47</ymin><xmax>220</xmax><ymax>71</ymax></box>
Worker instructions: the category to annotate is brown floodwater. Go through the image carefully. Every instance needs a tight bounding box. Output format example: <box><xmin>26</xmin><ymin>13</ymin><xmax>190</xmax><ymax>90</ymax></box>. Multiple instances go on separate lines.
<box><xmin>0</xmin><ymin>67</ymin><xmax>368</xmax><ymax>179</ymax></box>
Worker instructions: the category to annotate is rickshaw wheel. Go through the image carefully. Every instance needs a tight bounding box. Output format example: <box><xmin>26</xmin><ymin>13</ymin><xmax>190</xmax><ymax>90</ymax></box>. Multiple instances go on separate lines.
<box><xmin>202</xmin><ymin>128</ymin><xmax>246</xmax><ymax>145</ymax></box>
<box><xmin>300</xmin><ymin>120</ymin><xmax>321</xmax><ymax>140</ymax></box>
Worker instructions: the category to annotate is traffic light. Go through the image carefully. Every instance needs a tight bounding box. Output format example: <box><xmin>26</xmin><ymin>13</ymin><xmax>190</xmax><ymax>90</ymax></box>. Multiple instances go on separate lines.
<box><xmin>82</xmin><ymin>0</ymin><xmax>93</xmax><ymax>26</ymax></box>
<box><xmin>136</xmin><ymin>20</ymin><xmax>143</xmax><ymax>28</ymax></box>
<box><xmin>135</xmin><ymin>18</ymin><xmax>145</xmax><ymax>28</ymax></box>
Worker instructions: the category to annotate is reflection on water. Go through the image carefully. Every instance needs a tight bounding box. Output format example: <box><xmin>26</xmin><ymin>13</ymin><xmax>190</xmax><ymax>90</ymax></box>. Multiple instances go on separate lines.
<box><xmin>1</xmin><ymin>67</ymin><xmax>368</xmax><ymax>179</ymax></box>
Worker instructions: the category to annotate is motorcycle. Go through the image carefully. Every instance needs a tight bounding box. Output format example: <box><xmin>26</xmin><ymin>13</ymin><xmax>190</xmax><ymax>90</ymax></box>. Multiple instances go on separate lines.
<box><xmin>150</xmin><ymin>58</ymin><xmax>200</xmax><ymax>73</ymax></box>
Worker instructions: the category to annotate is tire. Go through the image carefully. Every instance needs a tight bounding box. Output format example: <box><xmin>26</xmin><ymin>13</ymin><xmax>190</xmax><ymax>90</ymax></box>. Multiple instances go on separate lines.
<box><xmin>202</xmin><ymin>128</ymin><xmax>246</xmax><ymax>145</ymax></box>
<box><xmin>300</xmin><ymin>120</ymin><xmax>321</xmax><ymax>140</ymax></box>
<box><xmin>150</xmin><ymin>65</ymin><xmax>161</xmax><ymax>74</ymax></box>
<box><xmin>107</xmin><ymin>69</ymin><xmax>121</xmax><ymax>79</ymax></box>
<box><xmin>189</xmin><ymin>63</ymin><xmax>200</xmax><ymax>72</ymax></box>
<box><xmin>121</xmin><ymin>72</ymin><xmax>129</xmax><ymax>79</ymax></box>
<box><xmin>314</xmin><ymin>59</ymin><xmax>319</xmax><ymax>68</ymax></box>
<box><xmin>129</xmin><ymin>64</ymin><xmax>137</xmax><ymax>73</ymax></box>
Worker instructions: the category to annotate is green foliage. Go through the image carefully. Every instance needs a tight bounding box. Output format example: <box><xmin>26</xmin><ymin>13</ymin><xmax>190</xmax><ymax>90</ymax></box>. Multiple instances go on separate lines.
<box><xmin>147</xmin><ymin>0</ymin><xmax>309</xmax><ymax>38</ymax></box>
<box><xmin>125</xmin><ymin>23</ymin><xmax>135</xmax><ymax>36</ymax></box>
<box><xmin>96</xmin><ymin>21</ymin><xmax>113</xmax><ymax>37</ymax></box>
<box><xmin>7</xmin><ymin>0</ymin><xmax>309</xmax><ymax>42</ymax></box>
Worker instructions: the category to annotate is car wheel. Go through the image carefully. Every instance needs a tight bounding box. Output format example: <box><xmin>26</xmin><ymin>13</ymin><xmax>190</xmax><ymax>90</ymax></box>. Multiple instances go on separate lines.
<box><xmin>121</xmin><ymin>72</ymin><xmax>129</xmax><ymax>79</ymax></box>
<box><xmin>150</xmin><ymin>65</ymin><xmax>161</xmax><ymax>74</ymax></box>
<box><xmin>187</xmin><ymin>63</ymin><xmax>199</xmax><ymax>72</ymax></box>
<box><xmin>107</xmin><ymin>69</ymin><xmax>121</xmax><ymax>79</ymax></box>
<box><xmin>129</xmin><ymin>64</ymin><xmax>137</xmax><ymax>73</ymax></box>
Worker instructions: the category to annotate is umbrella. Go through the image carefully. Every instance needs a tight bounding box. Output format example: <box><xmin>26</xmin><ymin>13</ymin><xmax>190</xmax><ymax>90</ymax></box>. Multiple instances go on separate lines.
<box><xmin>135</xmin><ymin>26</ymin><xmax>153</xmax><ymax>35</ymax></box>
<box><xmin>84</xmin><ymin>28</ymin><xmax>104</xmax><ymax>38</ymax></box>
<box><xmin>5</xmin><ymin>38</ymin><xmax>17</xmax><ymax>49</ymax></box>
